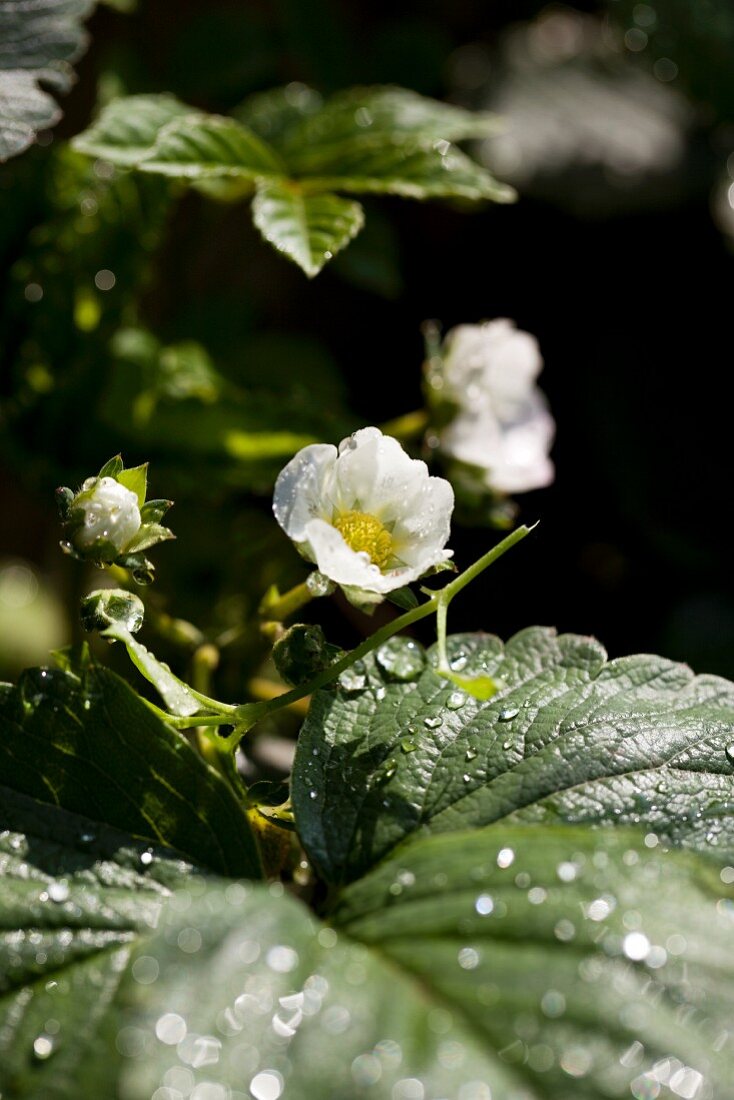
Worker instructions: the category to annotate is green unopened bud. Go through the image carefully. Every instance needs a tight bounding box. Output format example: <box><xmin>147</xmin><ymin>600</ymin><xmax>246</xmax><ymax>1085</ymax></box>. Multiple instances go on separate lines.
<box><xmin>80</xmin><ymin>589</ymin><xmax>145</xmax><ymax>634</ymax></box>
<box><xmin>273</xmin><ymin>623</ymin><xmax>342</xmax><ymax>687</ymax></box>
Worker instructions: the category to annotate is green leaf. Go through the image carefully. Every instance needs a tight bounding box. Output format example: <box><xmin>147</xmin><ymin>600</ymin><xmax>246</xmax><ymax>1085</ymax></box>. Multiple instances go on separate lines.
<box><xmin>294</xmin><ymin>141</ymin><xmax>515</xmax><ymax>202</ymax></box>
<box><xmin>292</xmin><ymin>627</ymin><xmax>734</xmax><ymax>884</ymax></box>
<box><xmin>54</xmin><ymin>826</ymin><xmax>734</xmax><ymax>1099</ymax></box>
<box><xmin>116</xmin><ymin>462</ymin><xmax>148</xmax><ymax>505</ymax></box>
<box><xmin>234</xmin><ymin>82</ymin><xmax>323</xmax><ymax>145</ymax></box>
<box><xmin>0</xmin><ymin>786</ymin><xmax>200</xmax><ymax>1097</ymax></box>
<box><xmin>136</xmin><ymin>114</ymin><xmax>284</xmax><ymax>180</ymax></box>
<box><xmin>72</xmin><ymin>93</ymin><xmax>192</xmax><ymax>165</ymax></box>
<box><xmin>252</xmin><ymin>180</ymin><xmax>365</xmax><ymax>276</ymax></box>
<box><xmin>0</xmin><ymin>662</ymin><xmax>261</xmax><ymax>878</ymax></box>
<box><xmin>0</xmin><ymin>0</ymin><xmax>94</xmax><ymax>162</ymax></box>
<box><xmin>279</xmin><ymin>84</ymin><xmax>503</xmax><ymax>157</ymax></box>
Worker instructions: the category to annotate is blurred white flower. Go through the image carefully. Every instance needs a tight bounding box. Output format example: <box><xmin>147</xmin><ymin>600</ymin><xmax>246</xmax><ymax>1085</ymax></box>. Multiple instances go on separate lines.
<box><xmin>73</xmin><ymin>476</ymin><xmax>141</xmax><ymax>554</ymax></box>
<box><xmin>273</xmin><ymin>427</ymin><xmax>454</xmax><ymax>608</ymax></box>
<box><xmin>437</xmin><ymin>319</ymin><xmax>555</xmax><ymax>494</ymax></box>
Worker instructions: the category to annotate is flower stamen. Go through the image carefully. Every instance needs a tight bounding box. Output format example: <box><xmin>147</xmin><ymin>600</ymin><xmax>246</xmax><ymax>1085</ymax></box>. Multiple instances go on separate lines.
<box><xmin>332</xmin><ymin>509</ymin><xmax>393</xmax><ymax>570</ymax></box>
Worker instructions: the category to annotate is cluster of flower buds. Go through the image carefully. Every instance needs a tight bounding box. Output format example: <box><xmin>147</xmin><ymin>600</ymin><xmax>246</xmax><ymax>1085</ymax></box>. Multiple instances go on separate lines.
<box><xmin>56</xmin><ymin>455</ymin><xmax>174</xmax><ymax>584</ymax></box>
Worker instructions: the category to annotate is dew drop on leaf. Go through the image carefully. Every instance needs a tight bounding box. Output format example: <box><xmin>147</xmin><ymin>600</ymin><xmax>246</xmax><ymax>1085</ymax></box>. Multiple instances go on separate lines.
<box><xmin>48</xmin><ymin>881</ymin><xmax>70</xmax><ymax>903</ymax></box>
<box><xmin>424</xmin><ymin>715</ymin><xmax>442</xmax><ymax>729</ymax></box>
<box><xmin>32</xmin><ymin>1035</ymin><xmax>55</xmax><ymax>1060</ymax></box>
<box><xmin>447</xmin><ymin>691</ymin><xmax>467</xmax><ymax>710</ymax></box>
<box><xmin>726</xmin><ymin>745</ymin><xmax>734</xmax><ymax>766</ymax></box>
<box><xmin>498</xmin><ymin>706</ymin><xmax>519</xmax><ymax>721</ymax></box>
<box><xmin>375</xmin><ymin>637</ymin><xmax>426</xmax><ymax>682</ymax></box>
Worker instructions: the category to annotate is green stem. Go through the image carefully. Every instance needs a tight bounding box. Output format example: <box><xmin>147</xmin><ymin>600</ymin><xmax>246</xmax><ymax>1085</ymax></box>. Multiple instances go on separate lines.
<box><xmin>435</xmin><ymin>595</ymin><xmax>450</xmax><ymax>674</ymax></box>
<box><xmin>223</xmin><ymin>524</ymin><xmax>534</xmax><ymax>749</ymax></box>
<box><xmin>260</xmin><ymin>580</ymin><xmax>314</xmax><ymax>622</ymax></box>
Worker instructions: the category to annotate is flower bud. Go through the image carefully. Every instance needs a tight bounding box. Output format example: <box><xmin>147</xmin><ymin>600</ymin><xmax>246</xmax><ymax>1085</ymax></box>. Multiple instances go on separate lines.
<box><xmin>57</xmin><ymin>455</ymin><xmax>174</xmax><ymax>580</ymax></box>
<box><xmin>72</xmin><ymin>477</ymin><xmax>141</xmax><ymax>558</ymax></box>
<box><xmin>273</xmin><ymin>623</ymin><xmax>342</xmax><ymax>687</ymax></box>
<box><xmin>80</xmin><ymin>589</ymin><xmax>145</xmax><ymax>634</ymax></box>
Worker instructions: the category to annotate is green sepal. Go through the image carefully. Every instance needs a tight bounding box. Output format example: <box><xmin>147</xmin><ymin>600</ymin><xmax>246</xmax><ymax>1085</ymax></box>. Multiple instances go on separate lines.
<box><xmin>124</xmin><ymin>522</ymin><xmax>175</xmax><ymax>554</ymax></box>
<box><xmin>140</xmin><ymin>498</ymin><xmax>173</xmax><ymax>523</ymax></box>
<box><xmin>116</xmin><ymin>462</ymin><xmax>148</xmax><ymax>505</ymax></box>
<box><xmin>97</xmin><ymin>454</ymin><xmax>124</xmax><ymax>479</ymax></box>
<box><xmin>443</xmin><ymin>671</ymin><xmax>503</xmax><ymax>700</ymax></box>
<box><xmin>117</xmin><ymin>551</ymin><xmax>155</xmax><ymax>585</ymax></box>
<box><xmin>55</xmin><ymin>485</ymin><xmax>74</xmax><ymax>520</ymax></box>
<box><xmin>386</xmin><ymin>585</ymin><xmax>419</xmax><ymax>611</ymax></box>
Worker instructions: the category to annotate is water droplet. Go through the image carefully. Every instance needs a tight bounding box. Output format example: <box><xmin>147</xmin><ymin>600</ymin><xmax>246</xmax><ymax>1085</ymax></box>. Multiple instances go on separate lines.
<box><xmin>401</xmin><ymin>738</ymin><xmax>418</xmax><ymax>753</ymax></box>
<box><xmin>447</xmin><ymin>691</ymin><xmax>466</xmax><ymax>710</ymax></box>
<box><xmin>465</xmin><ymin>748</ymin><xmax>477</xmax><ymax>761</ymax></box>
<box><xmin>498</xmin><ymin>706</ymin><xmax>519</xmax><ymax>721</ymax></box>
<box><xmin>376</xmin><ymin>758</ymin><xmax>398</xmax><ymax>782</ymax></box>
<box><xmin>309</xmin><ymin>790</ymin><xmax>318</xmax><ymax>800</ymax></box>
<box><xmin>375</xmin><ymin>638</ymin><xmax>426</xmax><ymax>682</ymax></box>
<box><xmin>424</xmin><ymin>715</ymin><xmax>442</xmax><ymax>729</ymax></box>
<box><xmin>502</xmin><ymin>739</ymin><xmax>512</xmax><ymax>750</ymax></box>
<box><xmin>450</xmin><ymin>654</ymin><xmax>468</xmax><ymax>671</ymax></box>
<box><xmin>726</xmin><ymin>745</ymin><xmax>734</xmax><ymax>766</ymax></box>
<box><xmin>48</xmin><ymin>881</ymin><xmax>69</xmax><ymax>903</ymax></box>
<box><xmin>339</xmin><ymin>668</ymin><xmax>366</xmax><ymax>693</ymax></box>
<box><xmin>462</xmin><ymin>773</ymin><xmax>472</xmax><ymax>783</ymax></box>
<box><xmin>33</xmin><ymin>1035</ymin><xmax>54</xmax><ymax>1060</ymax></box>
<box><xmin>139</xmin><ymin>849</ymin><xmax>154</xmax><ymax>866</ymax></box>
<box><xmin>475</xmin><ymin>893</ymin><xmax>494</xmax><ymax>915</ymax></box>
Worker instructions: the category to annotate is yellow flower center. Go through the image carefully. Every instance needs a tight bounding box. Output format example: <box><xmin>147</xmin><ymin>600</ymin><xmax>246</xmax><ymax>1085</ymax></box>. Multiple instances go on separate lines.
<box><xmin>332</xmin><ymin>509</ymin><xmax>393</xmax><ymax>570</ymax></box>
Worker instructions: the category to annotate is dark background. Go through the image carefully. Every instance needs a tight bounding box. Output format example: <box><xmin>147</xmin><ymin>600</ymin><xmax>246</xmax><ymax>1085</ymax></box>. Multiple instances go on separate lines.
<box><xmin>1</xmin><ymin>0</ymin><xmax>733</xmax><ymax>685</ymax></box>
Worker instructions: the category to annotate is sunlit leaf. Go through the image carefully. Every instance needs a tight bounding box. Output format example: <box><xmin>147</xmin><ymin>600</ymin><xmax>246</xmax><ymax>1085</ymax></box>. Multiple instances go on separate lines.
<box><xmin>0</xmin><ymin>662</ymin><xmax>261</xmax><ymax>877</ymax></box>
<box><xmin>0</xmin><ymin>0</ymin><xmax>94</xmax><ymax>162</ymax></box>
<box><xmin>293</xmin><ymin>627</ymin><xmax>734</xmax><ymax>884</ymax></box>
<box><xmin>252</xmin><ymin>181</ymin><xmax>365</xmax><ymax>276</ymax></box>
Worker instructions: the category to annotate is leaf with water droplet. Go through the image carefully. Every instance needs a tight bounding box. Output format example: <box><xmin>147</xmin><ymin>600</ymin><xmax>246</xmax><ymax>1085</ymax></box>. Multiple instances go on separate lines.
<box><xmin>293</xmin><ymin>626</ymin><xmax>734</xmax><ymax>885</ymax></box>
<box><xmin>0</xmin><ymin>662</ymin><xmax>261</xmax><ymax>878</ymax></box>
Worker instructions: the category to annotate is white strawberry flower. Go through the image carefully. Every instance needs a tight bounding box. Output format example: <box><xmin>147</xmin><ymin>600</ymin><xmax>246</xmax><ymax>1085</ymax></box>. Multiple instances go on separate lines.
<box><xmin>73</xmin><ymin>476</ymin><xmax>142</xmax><ymax>554</ymax></box>
<box><xmin>436</xmin><ymin>319</ymin><xmax>555</xmax><ymax>494</ymax></box>
<box><xmin>273</xmin><ymin>427</ymin><xmax>454</xmax><ymax>608</ymax></box>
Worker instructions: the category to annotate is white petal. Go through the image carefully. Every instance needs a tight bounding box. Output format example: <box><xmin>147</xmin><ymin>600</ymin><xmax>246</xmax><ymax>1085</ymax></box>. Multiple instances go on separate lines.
<box><xmin>443</xmin><ymin>397</ymin><xmax>555</xmax><ymax>494</ymax></box>
<box><xmin>392</xmin><ymin>477</ymin><xmax>455</xmax><ymax>568</ymax></box>
<box><xmin>273</xmin><ymin>443</ymin><xmax>337</xmax><ymax>544</ymax></box>
<box><xmin>443</xmin><ymin>319</ymin><xmax>543</xmax><ymax>419</ymax></box>
<box><xmin>75</xmin><ymin>477</ymin><xmax>141</xmax><ymax>552</ymax></box>
<box><xmin>333</xmin><ymin>428</ymin><xmax>429</xmax><ymax>520</ymax></box>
